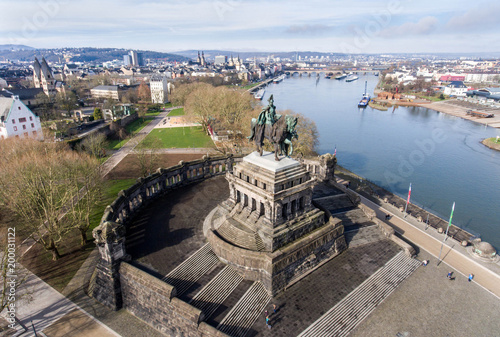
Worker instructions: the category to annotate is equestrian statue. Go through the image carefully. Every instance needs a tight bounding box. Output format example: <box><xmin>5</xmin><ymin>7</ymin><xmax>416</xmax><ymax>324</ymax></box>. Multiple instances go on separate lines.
<box><xmin>248</xmin><ymin>95</ymin><xmax>298</xmax><ymax>161</ymax></box>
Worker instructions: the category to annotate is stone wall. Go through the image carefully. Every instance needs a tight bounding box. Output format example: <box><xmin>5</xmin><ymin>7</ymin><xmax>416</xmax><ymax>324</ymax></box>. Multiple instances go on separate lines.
<box><xmin>120</xmin><ymin>262</ymin><xmax>230</xmax><ymax>337</ymax></box>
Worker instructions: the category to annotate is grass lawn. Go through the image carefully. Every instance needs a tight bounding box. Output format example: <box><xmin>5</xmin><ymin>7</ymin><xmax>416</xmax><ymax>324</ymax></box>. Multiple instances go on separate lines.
<box><xmin>168</xmin><ymin>108</ymin><xmax>185</xmax><ymax>116</ymax></box>
<box><xmin>418</xmin><ymin>95</ymin><xmax>446</xmax><ymax>102</ymax></box>
<box><xmin>145</xmin><ymin>111</ymin><xmax>161</xmax><ymax>117</ymax></box>
<box><xmin>20</xmin><ymin>178</ymin><xmax>136</xmax><ymax>292</ymax></box>
<box><xmin>139</xmin><ymin>126</ymin><xmax>214</xmax><ymax>149</ymax></box>
<box><xmin>241</xmin><ymin>83</ymin><xmax>260</xmax><ymax>90</ymax></box>
<box><xmin>88</xmin><ymin>179</ymin><xmax>137</xmax><ymax>231</ymax></box>
<box><xmin>105</xmin><ymin>117</ymin><xmax>154</xmax><ymax>150</ymax></box>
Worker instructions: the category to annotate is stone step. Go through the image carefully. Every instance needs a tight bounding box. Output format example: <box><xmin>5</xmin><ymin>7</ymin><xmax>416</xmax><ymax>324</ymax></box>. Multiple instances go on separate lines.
<box><xmin>216</xmin><ymin>220</ymin><xmax>265</xmax><ymax>252</ymax></box>
<box><xmin>345</xmin><ymin>225</ymin><xmax>386</xmax><ymax>248</ymax></box>
<box><xmin>217</xmin><ymin>282</ymin><xmax>271</xmax><ymax>337</ymax></box>
<box><xmin>162</xmin><ymin>243</ymin><xmax>220</xmax><ymax>296</ymax></box>
<box><xmin>190</xmin><ymin>266</ymin><xmax>243</xmax><ymax>321</ymax></box>
<box><xmin>298</xmin><ymin>251</ymin><xmax>420</xmax><ymax>337</ymax></box>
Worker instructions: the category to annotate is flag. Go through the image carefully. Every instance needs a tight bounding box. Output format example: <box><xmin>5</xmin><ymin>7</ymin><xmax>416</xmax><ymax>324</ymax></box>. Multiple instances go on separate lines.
<box><xmin>334</xmin><ymin>146</ymin><xmax>337</xmax><ymax>156</ymax></box>
<box><xmin>447</xmin><ymin>202</ymin><xmax>455</xmax><ymax>228</ymax></box>
<box><xmin>406</xmin><ymin>183</ymin><xmax>412</xmax><ymax>205</ymax></box>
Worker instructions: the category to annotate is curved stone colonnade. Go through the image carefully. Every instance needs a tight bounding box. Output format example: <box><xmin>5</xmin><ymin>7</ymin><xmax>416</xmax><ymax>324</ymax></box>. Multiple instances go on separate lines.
<box><xmin>90</xmin><ymin>154</ymin><xmax>242</xmax><ymax>310</ymax></box>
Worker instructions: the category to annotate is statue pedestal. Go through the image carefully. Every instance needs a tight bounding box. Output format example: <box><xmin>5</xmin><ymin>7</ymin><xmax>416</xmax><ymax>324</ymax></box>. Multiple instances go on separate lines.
<box><xmin>206</xmin><ymin>151</ymin><xmax>346</xmax><ymax>295</ymax></box>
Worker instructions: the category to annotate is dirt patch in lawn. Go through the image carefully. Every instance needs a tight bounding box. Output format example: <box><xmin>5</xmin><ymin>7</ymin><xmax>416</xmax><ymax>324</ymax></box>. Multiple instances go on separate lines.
<box><xmin>105</xmin><ymin>153</ymin><xmax>206</xmax><ymax>180</ymax></box>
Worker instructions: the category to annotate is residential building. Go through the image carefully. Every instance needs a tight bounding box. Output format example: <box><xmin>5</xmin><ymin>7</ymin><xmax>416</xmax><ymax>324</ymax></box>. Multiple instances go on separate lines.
<box><xmin>0</xmin><ymin>88</ymin><xmax>45</xmax><ymax>107</ymax></box>
<box><xmin>90</xmin><ymin>85</ymin><xmax>120</xmax><ymax>100</ymax></box>
<box><xmin>443</xmin><ymin>81</ymin><xmax>468</xmax><ymax>97</ymax></box>
<box><xmin>0</xmin><ymin>95</ymin><xmax>43</xmax><ymax>140</ymax></box>
<box><xmin>150</xmin><ymin>75</ymin><xmax>169</xmax><ymax>104</ymax></box>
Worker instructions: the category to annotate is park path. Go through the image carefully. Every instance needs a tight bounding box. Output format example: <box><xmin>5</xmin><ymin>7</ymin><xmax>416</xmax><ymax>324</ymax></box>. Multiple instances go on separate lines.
<box><xmin>100</xmin><ymin>107</ymin><xmax>179</xmax><ymax>177</ymax></box>
<box><xmin>14</xmin><ymin>267</ymin><xmax>120</xmax><ymax>337</ymax></box>
<box><xmin>336</xmin><ymin>178</ymin><xmax>500</xmax><ymax>298</ymax></box>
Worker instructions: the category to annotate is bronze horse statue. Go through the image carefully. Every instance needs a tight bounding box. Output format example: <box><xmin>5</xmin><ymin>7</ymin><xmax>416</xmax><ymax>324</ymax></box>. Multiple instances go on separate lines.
<box><xmin>248</xmin><ymin>115</ymin><xmax>298</xmax><ymax>161</ymax></box>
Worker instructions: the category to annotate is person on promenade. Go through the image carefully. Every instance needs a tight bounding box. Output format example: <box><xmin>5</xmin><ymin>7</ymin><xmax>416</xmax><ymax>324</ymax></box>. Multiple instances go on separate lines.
<box><xmin>447</xmin><ymin>271</ymin><xmax>453</xmax><ymax>280</ymax></box>
<box><xmin>468</xmin><ymin>274</ymin><xmax>474</xmax><ymax>282</ymax></box>
<box><xmin>422</xmin><ymin>260</ymin><xmax>428</xmax><ymax>266</ymax></box>
<box><xmin>264</xmin><ymin>310</ymin><xmax>268</xmax><ymax>317</ymax></box>
<box><xmin>273</xmin><ymin>304</ymin><xmax>277</xmax><ymax>314</ymax></box>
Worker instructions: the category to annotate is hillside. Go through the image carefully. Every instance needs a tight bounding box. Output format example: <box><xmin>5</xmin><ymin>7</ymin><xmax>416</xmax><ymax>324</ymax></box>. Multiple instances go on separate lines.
<box><xmin>0</xmin><ymin>47</ymin><xmax>189</xmax><ymax>63</ymax></box>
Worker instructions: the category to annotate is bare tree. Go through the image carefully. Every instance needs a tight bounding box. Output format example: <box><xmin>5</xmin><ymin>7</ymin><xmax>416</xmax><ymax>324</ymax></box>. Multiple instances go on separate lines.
<box><xmin>133</xmin><ymin>138</ymin><xmax>162</xmax><ymax>177</ymax></box>
<box><xmin>137</xmin><ymin>81</ymin><xmax>151</xmax><ymax>102</ymax></box>
<box><xmin>280</xmin><ymin>110</ymin><xmax>319</xmax><ymax>157</ymax></box>
<box><xmin>66</xmin><ymin>157</ymin><xmax>103</xmax><ymax>246</ymax></box>
<box><xmin>0</xmin><ymin>138</ymin><xmax>100</xmax><ymax>260</ymax></box>
<box><xmin>79</xmin><ymin>132</ymin><xmax>108</xmax><ymax>158</ymax></box>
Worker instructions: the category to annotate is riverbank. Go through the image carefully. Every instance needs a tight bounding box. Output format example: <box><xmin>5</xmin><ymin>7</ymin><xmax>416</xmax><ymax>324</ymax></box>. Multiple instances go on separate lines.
<box><xmin>334</xmin><ymin>165</ymin><xmax>478</xmax><ymax>245</ymax></box>
<box><xmin>482</xmin><ymin>137</ymin><xmax>500</xmax><ymax>151</ymax></box>
<box><xmin>416</xmin><ymin>99</ymin><xmax>500</xmax><ymax>129</ymax></box>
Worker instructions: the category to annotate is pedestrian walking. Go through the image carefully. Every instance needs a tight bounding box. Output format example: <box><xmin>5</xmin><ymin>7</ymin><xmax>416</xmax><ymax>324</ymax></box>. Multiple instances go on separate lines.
<box><xmin>266</xmin><ymin>316</ymin><xmax>270</xmax><ymax>325</ymax></box>
<box><xmin>264</xmin><ymin>310</ymin><xmax>268</xmax><ymax>317</ymax></box>
<box><xmin>273</xmin><ymin>304</ymin><xmax>277</xmax><ymax>314</ymax></box>
<box><xmin>468</xmin><ymin>274</ymin><xmax>474</xmax><ymax>282</ymax></box>
<box><xmin>447</xmin><ymin>271</ymin><xmax>453</xmax><ymax>280</ymax></box>
<box><xmin>422</xmin><ymin>260</ymin><xmax>428</xmax><ymax>266</ymax></box>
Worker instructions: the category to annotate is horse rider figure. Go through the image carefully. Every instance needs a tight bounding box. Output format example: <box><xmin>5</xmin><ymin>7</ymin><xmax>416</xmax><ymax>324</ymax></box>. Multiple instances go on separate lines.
<box><xmin>257</xmin><ymin>94</ymin><xmax>278</xmax><ymax>139</ymax></box>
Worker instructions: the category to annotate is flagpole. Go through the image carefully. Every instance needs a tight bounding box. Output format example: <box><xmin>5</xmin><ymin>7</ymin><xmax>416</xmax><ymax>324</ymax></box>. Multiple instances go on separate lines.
<box><xmin>437</xmin><ymin>202</ymin><xmax>455</xmax><ymax>265</ymax></box>
<box><xmin>404</xmin><ymin>183</ymin><xmax>411</xmax><ymax>218</ymax></box>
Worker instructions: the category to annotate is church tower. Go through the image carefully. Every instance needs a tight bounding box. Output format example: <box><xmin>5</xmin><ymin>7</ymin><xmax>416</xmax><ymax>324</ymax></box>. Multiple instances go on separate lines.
<box><xmin>33</xmin><ymin>57</ymin><xmax>56</xmax><ymax>97</ymax></box>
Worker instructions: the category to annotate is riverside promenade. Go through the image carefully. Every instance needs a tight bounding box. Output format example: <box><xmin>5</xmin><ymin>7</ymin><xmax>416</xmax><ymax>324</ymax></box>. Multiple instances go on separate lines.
<box><xmin>336</xmin><ymin>178</ymin><xmax>500</xmax><ymax>298</ymax></box>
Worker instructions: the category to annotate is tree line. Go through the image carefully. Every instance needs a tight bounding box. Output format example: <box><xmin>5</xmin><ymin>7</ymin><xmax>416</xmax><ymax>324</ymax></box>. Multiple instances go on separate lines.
<box><xmin>170</xmin><ymin>82</ymin><xmax>318</xmax><ymax>156</ymax></box>
<box><xmin>0</xmin><ymin>137</ymin><xmax>102</xmax><ymax>261</ymax></box>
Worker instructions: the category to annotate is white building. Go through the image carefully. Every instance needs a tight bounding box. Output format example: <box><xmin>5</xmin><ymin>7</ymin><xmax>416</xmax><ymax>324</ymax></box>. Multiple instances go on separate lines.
<box><xmin>90</xmin><ymin>85</ymin><xmax>120</xmax><ymax>100</ymax></box>
<box><xmin>443</xmin><ymin>81</ymin><xmax>469</xmax><ymax>97</ymax></box>
<box><xmin>149</xmin><ymin>75</ymin><xmax>169</xmax><ymax>104</ymax></box>
<box><xmin>0</xmin><ymin>96</ymin><xmax>43</xmax><ymax>140</ymax></box>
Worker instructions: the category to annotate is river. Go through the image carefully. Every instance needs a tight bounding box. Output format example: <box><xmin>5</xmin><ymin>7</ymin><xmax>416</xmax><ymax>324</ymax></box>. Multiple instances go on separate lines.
<box><xmin>264</xmin><ymin>74</ymin><xmax>500</xmax><ymax>249</ymax></box>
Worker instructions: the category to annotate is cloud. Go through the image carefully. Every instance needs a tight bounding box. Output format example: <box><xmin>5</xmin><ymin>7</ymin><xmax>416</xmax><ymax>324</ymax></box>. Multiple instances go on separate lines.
<box><xmin>380</xmin><ymin>16</ymin><xmax>439</xmax><ymax>37</ymax></box>
<box><xmin>446</xmin><ymin>3</ymin><xmax>500</xmax><ymax>31</ymax></box>
<box><xmin>285</xmin><ymin>24</ymin><xmax>334</xmax><ymax>35</ymax></box>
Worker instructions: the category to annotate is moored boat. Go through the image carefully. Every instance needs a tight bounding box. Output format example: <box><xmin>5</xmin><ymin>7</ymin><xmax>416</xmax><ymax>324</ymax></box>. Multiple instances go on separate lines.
<box><xmin>358</xmin><ymin>81</ymin><xmax>370</xmax><ymax>107</ymax></box>
<box><xmin>335</xmin><ymin>74</ymin><xmax>347</xmax><ymax>80</ymax></box>
<box><xmin>345</xmin><ymin>74</ymin><xmax>359</xmax><ymax>82</ymax></box>
<box><xmin>254</xmin><ymin>88</ymin><xmax>265</xmax><ymax>100</ymax></box>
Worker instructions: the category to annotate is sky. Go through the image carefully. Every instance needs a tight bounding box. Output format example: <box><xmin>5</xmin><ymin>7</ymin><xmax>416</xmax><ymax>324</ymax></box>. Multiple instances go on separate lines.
<box><xmin>1</xmin><ymin>0</ymin><xmax>500</xmax><ymax>54</ymax></box>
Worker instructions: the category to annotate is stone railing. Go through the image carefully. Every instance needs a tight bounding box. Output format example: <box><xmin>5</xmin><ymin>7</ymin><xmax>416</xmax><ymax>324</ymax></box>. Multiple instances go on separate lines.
<box><xmin>100</xmin><ymin>154</ymin><xmax>243</xmax><ymax>228</ymax></box>
<box><xmin>90</xmin><ymin>155</ymin><xmax>242</xmax><ymax>336</ymax></box>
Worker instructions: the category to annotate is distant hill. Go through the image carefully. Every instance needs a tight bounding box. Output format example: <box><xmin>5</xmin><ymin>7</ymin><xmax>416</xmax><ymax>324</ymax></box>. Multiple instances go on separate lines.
<box><xmin>0</xmin><ymin>44</ymin><xmax>35</xmax><ymax>51</ymax></box>
<box><xmin>174</xmin><ymin>50</ymin><xmax>349</xmax><ymax>61</ymax></box>
<box><xmin>0</xmin><ymin>47</ymin><xmax>189</xmax><ymax>63</ymax></box>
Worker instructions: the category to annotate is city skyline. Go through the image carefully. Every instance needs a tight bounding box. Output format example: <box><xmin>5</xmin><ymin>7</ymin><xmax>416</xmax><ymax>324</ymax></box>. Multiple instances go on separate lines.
<box><xmin>1</xmin><ymin>0</ymin><xmax>500</xmax><ymax>54</ymax></box>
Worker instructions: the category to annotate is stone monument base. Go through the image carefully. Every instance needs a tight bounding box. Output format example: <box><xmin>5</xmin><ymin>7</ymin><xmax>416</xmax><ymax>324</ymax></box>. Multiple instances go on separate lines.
<box><xmin>206</xmin><ymin>205</ymin><xmax>346</xmax><ymax>296</ymax></box>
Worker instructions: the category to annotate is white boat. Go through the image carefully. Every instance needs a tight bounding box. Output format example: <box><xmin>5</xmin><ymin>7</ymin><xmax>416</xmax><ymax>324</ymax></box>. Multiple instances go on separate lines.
<box><xmin>345</xmin><ymin>74</ymin><xmax>359</xmax><ymax>82</ymax></box>
<box><xmin>254</xmin><ymin>88</ymin><xmax>265</xmax><ymax>100</ymax></box>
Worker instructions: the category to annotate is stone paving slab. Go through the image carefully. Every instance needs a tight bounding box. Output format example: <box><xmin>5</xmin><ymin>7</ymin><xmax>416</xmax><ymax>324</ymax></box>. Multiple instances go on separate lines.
<box><xmin>350</xmin><ymin>250</ymin><xmax>500</xmax><ymax>337</ymax></box>
<box><xmin>42</xmin><ymin>309</ymin><xmax>118</xmax><ymax>337</ymax></box>
<box><xmin>248</xmin><ymin>239</ymin><xmax>401</xmax><ymax>337</ymax></box>
<box><xmin>127</xmin><ymin>175</ymin><xmax>229</xmax><ymax>276</ymax></box>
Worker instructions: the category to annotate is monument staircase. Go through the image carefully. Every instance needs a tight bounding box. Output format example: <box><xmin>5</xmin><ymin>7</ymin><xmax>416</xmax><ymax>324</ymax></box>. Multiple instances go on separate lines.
<box><xmin>298</xmin><ymin>251</ymin><xmax>421</xmax><ymax>337</ymax></box>
<box><xmin>217</xmin><ymin>281</ymin><xmax>272</xmax><ymax>337</ymax></box>
<box><xmin>161</xmin><ymin>243</ymin><xmax>271</xmax><ymax>334</ymax></box>
<box><xmin>162</xmin><ymin>243</ymin><xmax>221</xmax><ymax>296</ymax></box>
<box><xmin>189</xmin><ymin>266</ymin><xmax>243</xmax><ymax>320</ymax></box>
